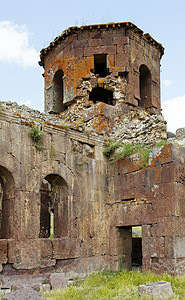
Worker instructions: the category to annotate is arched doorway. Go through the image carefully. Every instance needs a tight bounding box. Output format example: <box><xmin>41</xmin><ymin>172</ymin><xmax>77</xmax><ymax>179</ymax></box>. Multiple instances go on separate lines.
<box><xmin>0</xmin><ymin>166</ymin><xmax>15</xmax><ymax>239</ymax></box>
<box><xmin>89</xmin><ymin>87</ymin><xmax>113</xmax><ymax>105</ymax></box>
<box><xmin>139</xmin><ymin>65</ymin><xmax>151</xmax><ymax>109</ymax></box>
<box><xmin>53</xmin><ymin>69</ymin><xmax>65</xmax><ymax>113</ymax></box>
<box><xmin>39</xmin><ymin>174</ymin><xmax>68</xmax><ymax>238</ymax></box>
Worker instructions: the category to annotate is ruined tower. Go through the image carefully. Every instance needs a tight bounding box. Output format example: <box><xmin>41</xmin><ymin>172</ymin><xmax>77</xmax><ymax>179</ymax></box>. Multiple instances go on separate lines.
<box><xmin>39</xmin><ymin>22</ymin><xmax>164</xmax><ymax>115</ymax></box>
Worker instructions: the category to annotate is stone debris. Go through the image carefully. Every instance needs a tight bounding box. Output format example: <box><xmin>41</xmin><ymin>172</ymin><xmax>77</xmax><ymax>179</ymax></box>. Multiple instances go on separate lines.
<box><xmin>2</xmin><ymin>287</ymin><xmax>46</xmax><ymax>299</ymax></box>
<box><xmin>11</xmin><ymin>279</ymin><xmax>40</xmax><ymax>292</ymax></box>
<box><xmin>138</xmin><ymin>281</ymin><xmax>174</xmax><ymax>299</ymax></box>
<box><xmin>0</xmin><ymin>100</ymin><xmax>167</xmax><ymax>146</ymax></box>
<box><xmin>49</xmin><ymin>273</ymin><xmax>67</xmax><ymax>290</ymax></box>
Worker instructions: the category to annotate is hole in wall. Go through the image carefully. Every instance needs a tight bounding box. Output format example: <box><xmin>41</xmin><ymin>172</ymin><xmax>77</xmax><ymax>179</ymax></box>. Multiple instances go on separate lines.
<box><xmin>139</xmin><ymin>65</ymin><xmax>151</xmax><ymax>109</ymax></box>
<box><xmin>53</xmin><ymin>69</ymin><xmax>66</xmax><ymax>113</ymax></box>
<box><xmin>89</xmin><ymin>87</ymin><xmax>113</xmax><ymax>105</ymax></box>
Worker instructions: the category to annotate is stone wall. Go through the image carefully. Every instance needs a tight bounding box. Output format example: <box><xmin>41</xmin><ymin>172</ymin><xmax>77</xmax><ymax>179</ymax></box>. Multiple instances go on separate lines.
<box><xmin>107</xmin><ymin>143</ymin><xmax>185</xmax><ymax>276</ymax></box>
<box><xmin>0</xmin><ymin>106</ymin><xmax>108</xmax><ymax>278</ymax></box>
<box><xmin>0</xmin><ymin>102</ymin><xmax>185</xmax><ymax>279</ymax></box>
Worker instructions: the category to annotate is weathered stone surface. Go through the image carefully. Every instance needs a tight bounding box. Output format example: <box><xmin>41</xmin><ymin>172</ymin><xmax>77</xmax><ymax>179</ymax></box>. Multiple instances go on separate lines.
<box><xmin>138</xmin><ymin>281</ymin><xmax>174</xmax><ymax>299</ymax></box>
<box><xmin>11</xmin><ymin>279</ymin><xmax>41</xmax><ymax>292</ymax></box>
<box><xmin>50</xmin><ymin>273</ymin><xmax>67</xmax><ymax>290</ymax></box>
<box><xmin>2</xmin><ymin>287</ymin><xmax>46</xmax><ymax>299</ymax></box>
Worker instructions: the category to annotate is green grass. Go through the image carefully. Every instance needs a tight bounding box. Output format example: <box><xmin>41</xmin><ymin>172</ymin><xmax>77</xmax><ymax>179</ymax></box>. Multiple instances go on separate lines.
<box><xmin>103</xmin><ymin>139</ymin><xmax>123</xmax><ymax>158</ymax></box>
<box><xmin>103</xmin><ymin>140</ymin><xmax>167</xmax><ymax>168</ymax></box>
<box><xmin>155</xmin><ymin>140</ymin><xmax>167</xmax><ymax>148</ymax></box>
<box><xmin>41</xmin><ymin>269</ymin><xmax>185</xmax><ymax>299</ymax></box>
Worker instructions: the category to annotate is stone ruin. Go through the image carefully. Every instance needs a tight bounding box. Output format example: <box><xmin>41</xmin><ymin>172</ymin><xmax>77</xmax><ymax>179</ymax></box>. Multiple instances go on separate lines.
<box><xmin>0</xmin><ymin>22</ymin><xmax>185</xmax><ymax>289</ymax></box>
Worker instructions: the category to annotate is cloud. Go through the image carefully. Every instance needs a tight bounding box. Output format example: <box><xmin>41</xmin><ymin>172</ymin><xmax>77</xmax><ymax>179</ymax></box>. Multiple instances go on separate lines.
<box><xmin>163</xmin><ymin>79</ymin><xmax>173</xmax><ymax>87</ymax></box>
<box><xmin>0</xmin><ymin>21</ymin><xmax>39</xmax><ymax>67</ymax></box>
<box><xmin>162</xmin><ymin>95</ymin><xmax>185</xmax><ymax>133</ymax></box>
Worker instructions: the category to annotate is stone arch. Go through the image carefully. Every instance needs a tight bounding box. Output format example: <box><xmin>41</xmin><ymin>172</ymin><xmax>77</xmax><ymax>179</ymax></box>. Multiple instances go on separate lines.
<box><xmin>28</xmin><ymin>160</ymin><xmax>81</xmax><ymax>239</ymax></box>
<box><xmin>0</xmin><ymin>166</ymin><xmax>15</xmax><ymax>239</ymax></box>
<box><xmin>89</xmin><ymin>86</ymin><xmax>113</xmax><ymax>105</ymax></box>
<box><xmin>53</xmin><ymin>69</ymin><xmax>66</xmax><ymax>113</ymax></box>
<box><xmin>39</xmin><ymin>174</ymin><xmax>68</xmax><ymax>238</ymax></box>
<box><xmin>139</xmin><ymin>64</ymin><xmax>151</xmax><ymax>109</ymax></box>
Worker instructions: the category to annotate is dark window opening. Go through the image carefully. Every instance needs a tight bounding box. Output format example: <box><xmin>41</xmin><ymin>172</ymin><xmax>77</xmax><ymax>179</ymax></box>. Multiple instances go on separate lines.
<box><xmin>53</xmin><ymin>69</ymin><xmax>66</xmax><ymax>113</ymax></box>
<box><xmin>94</xmin><ymin>54</ymin><xmax>107</xmax><ymax>77</ymax></box>
<box><xmin>89</xmin><ymin>87</ymin><xmax>113</xmax><ymax>105</ymax></box>
<box><xmin>117</xmin><ymin>226</ymin><xmax>142</xmax><ymax>270</ymax></box>
<box><xmin>0</xmin><ymin>166</ymin><xmax>15</xmax><ymax>239</ymax></box>
<box><xmin>39</xmin><ymin>174</ymin><xmax>68</xmax><ymax>239</ymax></box>
<box><xmin>139</xmin><ymin>65</ymin><xmax>151</xmax><ymax>109</ymax></box>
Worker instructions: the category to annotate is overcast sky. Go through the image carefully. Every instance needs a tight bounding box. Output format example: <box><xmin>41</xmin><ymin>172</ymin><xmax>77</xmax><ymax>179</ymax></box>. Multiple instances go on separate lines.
<box><xmin>0</xmin><ymin>0</ymin><xmax>185</xmax><ymax>133</ymax></box>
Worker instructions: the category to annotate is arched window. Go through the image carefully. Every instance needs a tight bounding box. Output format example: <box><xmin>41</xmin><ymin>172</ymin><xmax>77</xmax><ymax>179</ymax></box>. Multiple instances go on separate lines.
<box><xmin>53</xmin><ymin>69</ymin><xmax>65</xmax><ymax>113</ymax></box>
<box><xmin>40</xmin><ymin>174</ymin><xmax>68</xmax><ymax>238</ymax></box>
<box><xmin>89</xmin><ymin>87</ymin><xmax>113</xmax><ymax>105</ymax></box>
<box><xmin>139</xmin><ymin>65</ymin><xmax>151</xmax><ymax>109</ymax></box>
<box><xmin>0</xmin><ymin>166</ymin><xmax>15</xmax><ymax>239</ymax></box>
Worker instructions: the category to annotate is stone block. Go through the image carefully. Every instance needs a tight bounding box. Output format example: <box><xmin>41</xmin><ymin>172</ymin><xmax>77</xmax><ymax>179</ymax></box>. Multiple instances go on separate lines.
<box><xmin>138</xmin><ymin>281</ymin><xmax>174</xmax><ymax>299</ymax></box>
<box><xmin>150</xmin><ymin>217</ymin><xmax>174</xmax><ymax>237</ymax></box>
<box><xmin>52</xmin><ymin>238</ymin><xmax>79</xmax><ymax>259</ymax></box>
<box><xmin>0</xmin><ymin>240</ymin><xmax>7</xmax><ymax>264</ymax></box>
<box><xmin>11</xmin><ymin>280</ymin><xmax>40</xmax><ymax>292</ymax></box>
<box><xmin>161</xmin><ymin>163</ymin><xmax>174</xmax><ymax>183</ymax></box>
<box><xmin>142</xmin><ymin>237</ymin><xmax>165</xmax><ymax>258</ymax></box>
<box><xmin>40</xmin><ymin>239</ymin><xmax>53</xmax><ymax>260</ymax></box>
<box><xmin>50</xmin><ymin>273</ymin><xmax>67</xmax><ymax>290</ymax></box>
<box><xmin>174</xmin><ymin>237</ymin><xmax>185</xmax><ymax>258</ymax></box>
<box><xmin>164</xmin><ymin>236</ymin><xmax>175</xmax><ymax>258</ymax></box>
<box><xmin>2</xmin><ymin>287</ymin><xmax>46</xmax><ymax>299</ymax></box>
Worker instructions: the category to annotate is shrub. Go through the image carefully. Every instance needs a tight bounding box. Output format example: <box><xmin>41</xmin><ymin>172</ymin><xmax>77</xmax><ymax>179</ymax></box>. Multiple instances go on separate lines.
<box><xmin>28</xmin><ymin>126</ymin><xmax>44</xmax><ymax>151</ymax></box>
<box><xmin>28</xmin><ymin>126</ymin><xmax>43</xmax><ymax>143</ymax></box>
<box><xmin>113</xmin><ymin>143</ymin><xmax>134</xmax><ymax>161</ymax></box>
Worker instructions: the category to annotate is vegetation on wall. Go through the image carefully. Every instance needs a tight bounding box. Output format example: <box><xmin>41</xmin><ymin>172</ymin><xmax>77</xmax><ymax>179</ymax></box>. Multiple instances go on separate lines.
<box><xmin>28</xmin><ymin>126</ymin><xmax>44</xmax><ymax>151</ymax></box>
<box><xmin>103</xmin><ymin>138</ymin><xmax>167</xmax><ymax>167</ymax></box>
